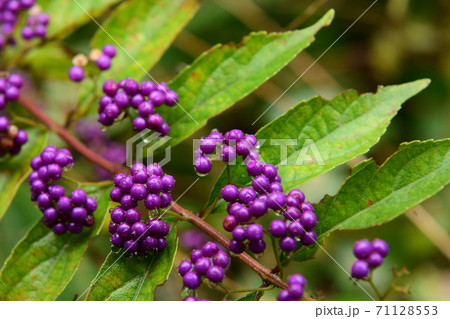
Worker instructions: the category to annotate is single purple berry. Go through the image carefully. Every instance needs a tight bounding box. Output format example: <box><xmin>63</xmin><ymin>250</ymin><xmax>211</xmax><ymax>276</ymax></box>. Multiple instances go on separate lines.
<box><xmin>232</xmin><ymin>226</ymin><xmax>247</xmax><ymax>242</ymax></box>
<box><xmin>351</xmin><ymin>260</ymin><xmax>369</xmax><ymax>278</ymax></box>
<box><xmin>288</xmin><ymin>221</ymin><xmax>304</xmax><ymax>237</ymax></box>
<box><xmin>144</xmin><ymin>193</ymin><xmax>161</xmax><ymax>210</ymax></box>
<box><xmin>194</xmin><ymin>156</ymin><xmax>212</xmax><ymax>175</ymax></box>
<box><xmin>199</xmin><ymin>138</ymin><xmax>217</xmax><ymax>154</ymax></box>
<box><xmin>130</xmin><ymin>183</ymin><xmax>147</xmax><ymax>201</ymax></box>
<box><xmin>279</xmin><ymin>236</ymin><xmax>297</xmax><ymax>252</ymax></box>
<box><xmin>190</xmin><ymin>249</ymin><xmax>203</xmax><ymax>263</ymax></box>
<box><xmin>223</xmin><ymin>215</ymin><xmax>237</xmax><ymax>232</ymax></box>
<box><xmin>71</xmin><ymin>207</ymin><xmax>87</xmax><ymax>222</ymax></box>
<box><xmin>246</xmin><ymin>160</ymin><xmax>264</xmax><ymax>176</ymax></box>
<box><xmin>252</xmin><ymin>175</ymin><xmax>270</xmax><ymax>194</ymax></box>
<box><xmin>284</xmin><ymin>206</ymin><xmax>301</xmax><ymax>221</ymax></box>
<box><xmin>353</xmin><ymin>239</ymin><xmax>373</xmax><ymax>259</ymax></box>
<box><xmin>194</xmin><ymin>257</ymin><xmax>211</xmax><ymax>276</ymax></box>
<box><xmin>124</xmin><ymin>240</ymin><xmax>139</xmax><ymax>253</ymax></box>
<box><xmin>102</xmin><ymin>79</ymin><xmax>118</xmax><ymax>96</ymax></box>
<box><xmin>229</xmin><ymin>239</ymin><xmax>245</xmax><ymax>254</ymax></box>
<box><xmin>147</xmin><ymin>163</ymin><xmax>163</xmax><ymax>177</ymax></box>
<box><xmin>220</xmin><ymin>146</ymin><xmax>236</xmax><ymax>162</ymax></box>
<box><xmin>300</xmin><ymin>211</ymin><xmax>317</xmax><ymax>230</ymax></box>
<box><xmin>212</xmin><ymin>251</ymin><xmax>230</xmax><ymax>268</ymax></box>
<box><xmin>109</xmin><ymin>187</ymin><xmax>123</xmax><ymax>202</ymax></box>
<box><xmin>71</xmin><ymin>189</ymin><xmax>87</xmax><ymax>206</ymax></box>
<box><xmin>301</xmin><ymin>230</ymin><xmax>317</xmax><ymax>246</ymax></box>
<box><xmin>131</xmin><ymin>221</ymin><xmax>148</xmax><ymax>239</ymax></box>
<box><xmin>68</xmin><ymin>66</ymin><xmax>84</xmax><ymax>82</ymax></box>
<box><xmin>120</xmin><ymin>194</ymin><xmax>137</xmax><ymax>210</ymax></box>
<box><xmin>161</xmin><ymin>174</ymin><xmax>175</xmax><ymax>191</ymax></box>
<box><xmin>288</xmin><ymin>274</ymin><xmax>306</xmax><ymax>287</ymax></box>
<box><xmin>220</xmin><ymin>184</ymin><xmax>238</xmax><ymax>202</ymax></box>
<box><xmin>125</xmin><ymin>208</ymin><xmax>141</xmax><ymax>224</ymax></box>
<box><xmin>248</xmin><ymin>239</ymin><xmax>266</xmax><ymax>254</ymax></box>
<box><xmin>288</xmin><ymin>284</ymin><xmax>304</xmax><ymax>300</ymax></box>
<box><xmin>368</xmin><ymin>252</ymin><xmax>384</xmax><ymax>268</ymax></box>
<box><xmin>246</xmin><ymin>224</ymin><xmax>264</xmax><ymax>241</ymax></box>
<box><xmin>96</xmin><ymin>55</ymin><xmax>111</xmax><ymax>70</ymax></box>
<box><xmin>206</xmin><ymin>265</ymin><xmax>224</xmax><ymax>283</ymax></box>
<box><xmin>102</xmin><ymin>44</ymin><xmax>116</xmax><ymax>58</ymax></box>
<box><xmin>249</xmin><ymin>199</ymin><xmax>267</xmax><ymax>218</ymax></box>
<box><xmin>146</xmin><ymin>176</ymin><xmax>163</xmax><ymax>193</ymax></box>
<box><xmin>178</xmin><ymin>259</ymin><xmax>192</xmax><ymax>276</ymax></box>
<box><xmin>269</xmin><ymin>219</ymin><xmax>287</xmax><ymax>237</ymax></box>
<box><xmin>111</xmin><ymin>233</ymin><xmax>124</xmax><ymax>247</ymax></box>
<box><xmin>277</xmin><ymin>289</ymin><xmax>291</xmax><ymax>301</ymax></box>
<box><xmin>117</xmin><ymin>222</ymin><xmax>131</xmax><ymax>239</ymax></box>
<box><xmin>57</xmin><ymin>196</ymin><xmax>72</xmax><ymax>212</ymax></box>
<box><xmin>68</xmin><ymin>222</ymin><xmax>83</xmax><ymax>234</ymax></box>
<box><xmin>202</xmin><ymin>242</ymin><xmax>219</xmax><ymax>257</ymax></box>
<box><xmin>238</xmin><ymin>187</ymin><xmax>256</xmax><ymax>204</ymax></box>
<box><xmin>183</xmin><ymin>271</ymin><xmax>201</xmax><ymax>290</ymax></box>
<box><xmin>372</xmin><ymin>238</ymin><xmax>389</xmax><ymax>257</ymax></box>
<box><xmin>53</xmin><ymin>223</ymin><xmax>67</xmax><ymax>235</ymax></box>
<box><xmin>266</xmin><ymin>192</ymin><xmax>286</xmax><ymax>211</ymax></box>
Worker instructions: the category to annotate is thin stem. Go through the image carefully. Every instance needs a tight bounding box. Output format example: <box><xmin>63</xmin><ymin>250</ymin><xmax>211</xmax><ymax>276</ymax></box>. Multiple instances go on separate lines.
<box><xmin>228</xmin><ymin>285</ymin><xmax>274</xmax><ymax>294</ymax></box>
<box><xmin>367</xmin><ymin>273</ymin><xmax>383</xmax><ymax>300</ymax></box>
<box><xmin>61</xmin><ymin>175</ymin><xmax>80</xmax><ymax>187</ymax></box>
<box><xmin>199</xmin><ymin>193</ymin><xmax>221</xmax><ymax>219</ymax></box>
<box><xmin>270</xmin><ymin>235</ymin><xmax>283</xmax><ymax>278</ymax></box>
<box><xmin>171</xmin><ymin>202</ymin><xmax>289</xmax><ymax>290</ymax></box>
<box><xmin>18</xmin><ymin>94</ymin><xmax>124</xmax><ymax>175</ymax></box>
<box><xmin>11</xmin><ymin>114</ymin><xmax>48</xmax><ymax>131</ymax></box>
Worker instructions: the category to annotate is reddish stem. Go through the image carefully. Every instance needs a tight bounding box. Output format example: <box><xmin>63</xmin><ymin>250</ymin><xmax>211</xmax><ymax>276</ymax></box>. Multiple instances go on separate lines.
<box><xmin>171</xmin><ymin>202</ymin><xmax>288</xmax><ymax>290</ymax></box>
<box><xmin>18</xmin><ymin>94</ymin><xmax>124</xmax><ymax>174</ymax></box>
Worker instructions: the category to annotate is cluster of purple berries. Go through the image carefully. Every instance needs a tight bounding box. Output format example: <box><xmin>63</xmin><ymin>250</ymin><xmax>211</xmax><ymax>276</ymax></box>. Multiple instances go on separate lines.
<box><xmin>21</xmin><ymin>8</ymin><xmax>49</xmax><ymax>40</ymax></box>
<box><xmin>267</xmin><ymin>191</ymin><xmax>318</xmax><ymax>252</ymax></box>
<box><xmin>277</xmin><ymin>274</ymin><xmax>307</xmax><ymax>301</ymax></box>
<box><xmin>194</xmin><ymin>129</ymin><xmax>259</xmax><ymax>175</ymax></box>
<box><xmin>109</xmin><ymin>163</ymin><xmax>174</xmax><ymax>211</ymax></box>
<box><xmin>351</xmin><ymin>239</ymin><xmax>389</xmax><ymax>279</ymax></box>
<box><xmin>68</xmin><ymin>44</ymin><xmax>117</xmax><ymax>82</ymax></box>
<box><xmin>28</xmin><ymin>145</ymin><xmax>98</xmax><ymax>235</ymax></box>
<box><xmin>179</xmin><ymin>242</ymin><xmax>230</xmax><ymax>292</ymax></box>
<box><xmin>197</xmin><ymin>128</ymin><xmax>318</xmax><ymax>255</ymax></box>
<box><xmin>97</xmin><ymin>78</ymin><xmax>177</xmax><ymax>136</ymax></box>
<box><xmin>0</xmin><ymin>0</ymin><xmax>38</xmax><ymax>49</ymax></box>
<box><xmin>0</xmin><ymin>73</ymin><xmax>22</xmax><ymax>108</ymax></box>
<box><xmin>108</xmin><ymin>164</ymin><xmax>174</xmax><ymax>254</ymax></box>
<box><xmin>0</xmin><ymin>115</ymin><xmax>27</xmax><ymax>156</ymax></box>
<box><xmin>109</xmin><ymin>207</ymin><xmax>170</xmax><ymax>256</ymax></box>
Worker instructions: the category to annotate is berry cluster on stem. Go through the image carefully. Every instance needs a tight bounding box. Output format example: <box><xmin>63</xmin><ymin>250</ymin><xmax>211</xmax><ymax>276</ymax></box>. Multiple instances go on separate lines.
<box><xmin>179</xmin><ymin>241</ymin><xmax>229</xmax><ymax>299</ymax></box>
<box><xmin>68</xmin><ymin>44</ymin><xmax>117</xmax><ymax>82</ymax></box>
<box><xmin>351</xmin><ymin>238</ymin><xmax>389</xmax><ymax>279</ymax></box>
<box><xmin>28</xmin><ymin>145</ymin><xmax>98</xmax><ymax>234</ymax></box>
<box><xmin>108</xmin><ymin>163</ymin><xmax>175</xmax><ymax>255</ymax></box>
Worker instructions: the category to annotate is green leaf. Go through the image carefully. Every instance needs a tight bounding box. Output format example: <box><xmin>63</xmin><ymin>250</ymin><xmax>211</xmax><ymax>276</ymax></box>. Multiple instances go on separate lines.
<box><xmin>207</xmin><ymin>79</ymin><xmax>430</xmax><ymax>207</ymax></box>
<box><xmin>160</xmin><ymin>9</ymin><xmax>335</xmax><ymax>149</ymax></box>
<box><xmin>0</xmin><ymin>184</ymin><xmax>112</xmax><ymax>300</ymax></box>
<box><xmin>292</xmin><ymin>139</ymin><xmax>450</xmax><ymax>261</ymax></box>
<box><xmin>0</xmin><ymin>129</ymin><xmax>47</xmax><ymax>221</ymax></box>
<box><xmin>86</xmin><ymin>219</ymin><xmax>178</xmax><ymax>301</ymax></box>
<box><xmin>40</xmin><ymin>0</ymin><xmax>121</xmax><ymax>39</ymax></box>
<box><xmin>237</xmin><ymin>292</ymin><xmax>258</xmax><ymax>301</ymax></box>
<box><xmin>91</xmin><ymin>0</ymin><xmax>200</xmax><ymax>80</ymax></box>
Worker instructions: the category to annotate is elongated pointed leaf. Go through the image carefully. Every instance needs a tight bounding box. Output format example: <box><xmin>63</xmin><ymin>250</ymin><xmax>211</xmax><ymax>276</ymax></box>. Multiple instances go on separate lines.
<box><xmin>292</xmin><ymin>139</ymin><xmax>450</xmax><ymax>261</ymax></box>
<box><xmin>86</xmin><ymin>220</ymin><xmax>178</xmax><ymax>301</ymax></box>
<box><xmin>0</xmin><ymin>184</ymin><xmax>112</xmax><ymax>300</ymax></box>
<box><xmin>91</xmin><ymin>0</ymin><xmax>200</xmax><ymax>80</ymax></box>
<box><xmin>207</xmin><ymin>79</ymin><xmax>430</xmax><ymax>207</ymax></box>
<box><xmin>0</xmin><ymin>129</ymin><xmax>47</xmax><ymax>221</ymax></box>
<box><xmin>237</xmin><ymin>292</ymin><xmax>258</xmax><ymax>301</ymax></box>
<box><xmin>40</xmin><ymin>0</ymin><xmax>121</xmax><ymax>39</ymax></box>
<box><xmin>159</xmin><ymin>10</ymin><xmax>334</xmax><ymax>149</ymax></box>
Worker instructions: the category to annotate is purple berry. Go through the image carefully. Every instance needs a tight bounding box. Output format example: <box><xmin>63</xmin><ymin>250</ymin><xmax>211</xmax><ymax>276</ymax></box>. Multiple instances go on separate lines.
<box><xmin>178</xmin><ymin>259</ymin><xmax>192</xmax><ymax>276</ymax></box>
<box><xmin>146</xmin><ymin>176</ymin><xmax>163</xmax><ymax>193</ymax></box>
<box><xmin>68</xmin><ymin>66</ymin><xmax>84</xmax><ymax>82</ymax></box>
<box><xmin>277</xmin><ymin>289</ymin><xmax>290</xmax><ymax>301</ymax></box>
<box><xmin>194</xmin><ymin>257</ymin><xmax>211</xmax><ymax>276</ymax></box>
<box><xmin>194</xmin><ymin>156</ymin><xmax>212</xmax><ymax>175</ymax></box>
<box><xmin>212</xmin><ymin>251</ymin><xmax>230</xmax><ymax>268</ymax></box>
<box><xmin>96</xmin><ymin>55</ymin><xmax>111</xmax><ymax>70</ymax></box>
<box><xmin>117</xmin><ymin>222</ymin><xmax>131</xmax><ymax>239</ymax></box>
<box><xmin>246</xmin><ymin>224</ymin><xmax>264</xmax><ymax>241</ymax></box>
<box><xmin>368</xmin><ymin>252</ymin><xmax>383</xmax><ymax>268</ymax></box>
<box><xmin>102</xmin><ymin>44</ymin><xmax>116</xmax><ymax>58</ymax></box>
<box><xmin>125</xmin><ymin>208</ymin><xmax>141</xmax><ymax>224</ymax></box>
<box><xmin>102</xmin><ymin>80</ymin><xmax>118</xmax><ymax>96</ymax></box>
<box><xmin>120</xmin><ymin>194</ymin><xmax>137</xmax><ymax>209</ymax></box>
<box><xmin>206</xmin><ymin>265</ymin><xmax>224</xmax><ymax>283</ymax></box>
<box><xmin>300</xmin><ymin>211</ymin><xmax>317</xmax><ymax>230</ymax></box>
<box><xmin>70</xmin><ymin>189</ymin><xmax>87</xmax><ymax>206</ymax></box>
<box><xmin>353</xmin><ymin>239</ymin><xmax>373</xmax><ymax>259</ymax></box>
<box><xmin>266</xmin><ymin>192</ymin><xmax>286</xmax><ymax>210</ymax></box>
<box><xmin>144</xmin><ymin>193</ymin><xmax>161</xmax><ymax>210</ymax></box>
<box><xmin>372</xmin><ymin>239</ymin><xmax>389</xmax><ymax>257</ymax></box>
<box><xmin>109</xmin><ymin>187</ymin><xmax>123</xmax><ymax>202</ymax></box>
<box><xmin>130</xmin><ymin>183</ymin><xmax>147</xmax><ymax>201</ymax></box>
<box><xmin>232</xmin><ymin>226</ymin><xmax>247</xmax><ymax>242</ymax></box>
<box><xmin>279</xmin><ymin>236</ymin><xmax>297</xmax><ymax>252</ymax></box>
<box><xmin>269</xmin><ymin>219</ymin><xmax>287</xmax><ymax>237</ymax></box>
<box><xmin>68</xmin><ymin>222</ymin><xmax>83</xmax><ymax>234</ymax></box>
<box><xmin>221</xmin><ymin>184</ymin><xmax>238</xmax><ymax>202</ymax></box>
<box><xmin>229</xmin><ymin>240</ymin><xmax>245</xmax><ymax>254</ymax></box>
<box><xmin>301</xmin><ymin>230</ymin><xmax>317</xmax><ymax>246</ymax></box>
<box><xmin>190</xmin><ymin>249</ymin><xmax>202</xmax><ymax>263</ymax></box>
<box><xmin>199</xmin><ymin>138</ymin><xmax>217</xmax><ymax>154</ymax></box>
<box><xmin>252</xmin><ymin>175</ymin><xmax>270</xmax><ymax>194</ymax></box>
<box><xmin>161</xmin><ymin>174</ymin><xmax>175</xmax><ymax>191</ymax></box>
<box><xmin>183</xmin><ymin>271</ymin><xmax>201</xmax><ymax>290</ymax></box>
<box><xmin>71</xmin><ymin>207</ymin><xmax>87</xmax><ymax>222</ymax></box>
<box><xmin>238</xmin><ymin>187</ymin><xmax>256</xmax><ymax>204</ymax></box>
<box><xmin>53</xmin><ymin>223</ymin><xmax>67</xmax><ymax>235</ymax></box>
<box><xmin>202</xmin><ymin>242</ymin><xmax>219</xmax><ymax>257</ymax></box>
<box><xmin>248</xmin><ymin>239</ymin><xmax>266</xmax><ymax>254</ymax></box>
<box><xmin>223</xmin><ymin>215</ymin><xmax>237</xmax><ymax>232</ymax></box>
<box><xmin>220</xmin><ymin>146</ymin><xmax>236</xmax><ymax>162</ymax></box>
<box><xmin>111</xmin><ymin>233</ymin><xmax>124</xmax><ymax>247</ymax></box>
<box><xmin>288</xmin><ymin>221</ymin><xmax>304</xmax><ymax>237</ymax></box>
<box><xmin>288</xmin><ymin>274</ymin><xmax>306</xmax><ymax>287</ymax></box>
<box><xmin>124</xmin><ymin>240</ymin><xmax>139</xmax><ymax>253</ymax></box>
<box><xmin>351</xmin><ymin>260</ymin><xmax>369</xmax><ymax>278</ymax></box>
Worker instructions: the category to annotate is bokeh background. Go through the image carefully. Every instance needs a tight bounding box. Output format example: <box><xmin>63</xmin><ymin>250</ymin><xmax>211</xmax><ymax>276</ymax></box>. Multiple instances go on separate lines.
<box><xmin>1</xmin><ymin>0</ymin><xmax>449</xmax><ymax>300</ymax></box>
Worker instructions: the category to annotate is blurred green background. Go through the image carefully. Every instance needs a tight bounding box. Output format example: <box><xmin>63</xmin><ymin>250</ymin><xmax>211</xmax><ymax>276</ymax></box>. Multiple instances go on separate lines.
<box><xmin>1</xmin><ymin>0</ymin><xmax>449</xmax><ymax>300</ymax></box>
